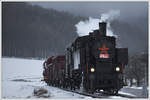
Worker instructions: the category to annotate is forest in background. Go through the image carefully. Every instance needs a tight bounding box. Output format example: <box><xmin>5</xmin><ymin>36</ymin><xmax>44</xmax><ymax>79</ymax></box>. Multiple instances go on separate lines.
<box><xmin>2</xmin><ymin>2</ymin><xmax>86</xmax><ymax>58</ymax></box>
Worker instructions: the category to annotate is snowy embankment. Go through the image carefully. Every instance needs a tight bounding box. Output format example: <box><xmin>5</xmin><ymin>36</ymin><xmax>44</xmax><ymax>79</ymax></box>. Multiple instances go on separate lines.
<box><xmin>2</xmin><ymin>57</ymin><xmax>91</xmax><ymax>98</ymax></box>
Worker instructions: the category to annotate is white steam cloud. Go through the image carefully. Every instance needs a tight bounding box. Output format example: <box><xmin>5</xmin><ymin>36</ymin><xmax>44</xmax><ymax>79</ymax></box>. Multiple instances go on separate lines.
<box><xmin>75</xmin><ymin>10</ymin><xmax>120</xmax><ymax>37</ymax></box>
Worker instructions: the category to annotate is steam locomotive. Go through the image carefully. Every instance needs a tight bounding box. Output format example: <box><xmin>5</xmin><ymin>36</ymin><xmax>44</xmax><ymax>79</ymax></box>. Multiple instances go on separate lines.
<box><xmin>43</xmin><ymin>22</ymin><xmax>128</xmax><ymax>94</ymax></box>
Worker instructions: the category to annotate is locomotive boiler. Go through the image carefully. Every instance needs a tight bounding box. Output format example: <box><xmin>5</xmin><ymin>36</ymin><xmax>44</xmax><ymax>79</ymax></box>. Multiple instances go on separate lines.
<box><xmin>43</xmin><ymin>22</ymin><xmax>128</xmax><ymax>94</ymax></box>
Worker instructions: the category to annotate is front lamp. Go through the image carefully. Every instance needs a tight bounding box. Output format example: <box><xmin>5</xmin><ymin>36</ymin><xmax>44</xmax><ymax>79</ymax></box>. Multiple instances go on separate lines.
<box><xmin>116</xmin><ymin>67</ymin><xmax>120</xmax><ymax>72</ymax></box>
<box><xmin>90</xmin><ymin>68</ymin><xmax>95</xmax><ymax>72</ymax></box>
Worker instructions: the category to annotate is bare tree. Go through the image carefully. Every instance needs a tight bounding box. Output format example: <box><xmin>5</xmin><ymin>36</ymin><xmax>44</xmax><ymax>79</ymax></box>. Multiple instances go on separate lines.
<box><xmin>124</xmin><ymin>53</ymin><xmax>148</xmax><ymax>87</ymax></box>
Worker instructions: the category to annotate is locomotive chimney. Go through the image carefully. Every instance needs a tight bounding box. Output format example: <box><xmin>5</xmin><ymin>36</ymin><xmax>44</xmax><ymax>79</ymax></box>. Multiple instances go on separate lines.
<box><xmin>99</xmin><ymin>22</ymin><xmax>106</xmax><ymax>36</ymax></box>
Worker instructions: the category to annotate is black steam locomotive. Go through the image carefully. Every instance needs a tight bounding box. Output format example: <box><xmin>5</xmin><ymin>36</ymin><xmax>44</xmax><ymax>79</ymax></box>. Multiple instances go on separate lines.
<box><xmin>43</xmin><ymin>22</ymin><xmax>128</xmax><ymax>94</ymax></box>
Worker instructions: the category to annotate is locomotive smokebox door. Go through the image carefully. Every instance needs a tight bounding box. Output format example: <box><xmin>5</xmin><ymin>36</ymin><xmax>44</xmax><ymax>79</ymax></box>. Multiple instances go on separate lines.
<box><xmin>116</xmin><ymin>48</ymin><xmax>128</xmax><ymax>64</ymax></box>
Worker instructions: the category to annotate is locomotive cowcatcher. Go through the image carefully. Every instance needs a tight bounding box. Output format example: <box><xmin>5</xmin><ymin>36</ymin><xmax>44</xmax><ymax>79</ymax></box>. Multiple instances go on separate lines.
<box><xmin>43</xmin><ymin>22</ymin><xmax>128</xmax><ymax>94</ymax></box>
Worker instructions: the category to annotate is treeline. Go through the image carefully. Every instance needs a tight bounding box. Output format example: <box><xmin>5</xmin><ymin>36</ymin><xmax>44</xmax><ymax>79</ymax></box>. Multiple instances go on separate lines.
<box><xmin>124</xmin><ymin>52</ymin><xmax>148</xmax><ymax>87</ymax></box>
<box><xmin>2</xmin><ymin>2</ymin><xmax>86</xmax><ymax>58</ymax></box>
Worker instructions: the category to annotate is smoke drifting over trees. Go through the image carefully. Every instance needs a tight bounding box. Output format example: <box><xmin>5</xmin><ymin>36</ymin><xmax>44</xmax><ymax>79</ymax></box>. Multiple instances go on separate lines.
<box><xmin>2</xmin><ymin>2</ymin><xmax>148</xmax><ymax>58</ymax></box>
<box><xmin>32</xmin><ymin>2</ymin><xmax>148</xmax><ymax>55</ymax></box>
<box><xmin>75</xmin><ymin>10</ymin><xmax>120</xmax><ymax>37</ymax></box>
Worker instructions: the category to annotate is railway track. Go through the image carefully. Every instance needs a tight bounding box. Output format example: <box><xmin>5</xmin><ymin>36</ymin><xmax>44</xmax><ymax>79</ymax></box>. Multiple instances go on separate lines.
<box><xmin>56</xmin><ymin>87</ymin><xmax>136</xmax><ymax>98</ymax></box>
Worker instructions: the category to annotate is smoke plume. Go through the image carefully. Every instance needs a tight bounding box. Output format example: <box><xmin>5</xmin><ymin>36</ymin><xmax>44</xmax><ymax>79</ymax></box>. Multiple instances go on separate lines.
<box><xmin>75</xmin><ymin>10</ymin><xmax>120</xmax><ymax>37</ymax></box>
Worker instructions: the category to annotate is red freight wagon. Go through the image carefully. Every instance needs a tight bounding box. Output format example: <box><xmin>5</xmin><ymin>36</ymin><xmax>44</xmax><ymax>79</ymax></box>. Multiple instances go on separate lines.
<box><xmin>43</xmin><ymin>56</ymin><xmax>66</xmax><ymax>87</ymax></box>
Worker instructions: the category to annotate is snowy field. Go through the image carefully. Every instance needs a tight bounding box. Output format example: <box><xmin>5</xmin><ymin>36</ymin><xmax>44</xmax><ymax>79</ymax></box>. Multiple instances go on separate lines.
<box><xmin>2</xmin><ymin>57</ymin><xmax>147</xmax><ymax>98</ymax></box>
<box><xmin>2</xmin><ymin>57</ymin><xmax>91</xmax><ymax>98</ymax></box>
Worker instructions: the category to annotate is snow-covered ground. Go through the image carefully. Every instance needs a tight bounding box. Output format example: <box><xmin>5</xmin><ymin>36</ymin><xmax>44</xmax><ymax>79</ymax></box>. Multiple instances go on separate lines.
<box><xmin>2</xmin><ymin>57</ymin><xmax>148</xmax><ymax>98</ymax></box>
<box><xmin>2</xmin><ymin>57</ymin><xmax>91</xmax><ymax>98</ymax></box>
<box><xmin>2</xmin><ymin>57</ymin><xmax>44</xmax><ymax>98</ymax></box>
<box><xmin>120</xmin><ymin>86</ymin><xmax>148</xmax><ymax>98</ymax></box>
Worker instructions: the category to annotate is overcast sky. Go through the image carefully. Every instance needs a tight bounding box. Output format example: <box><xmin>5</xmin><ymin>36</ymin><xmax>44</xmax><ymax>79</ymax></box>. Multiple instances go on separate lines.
<box><xmin>31</xmin><ymin>2</ymin><xmax>148</xmax><ymax>21</ymax></box>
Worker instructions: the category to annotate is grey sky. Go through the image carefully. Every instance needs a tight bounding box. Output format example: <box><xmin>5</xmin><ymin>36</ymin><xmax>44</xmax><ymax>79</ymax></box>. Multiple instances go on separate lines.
<box><xmin>31</xmin><ymin>2</ymin><xmax>148</xmax><ymax>21</ymax></box>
